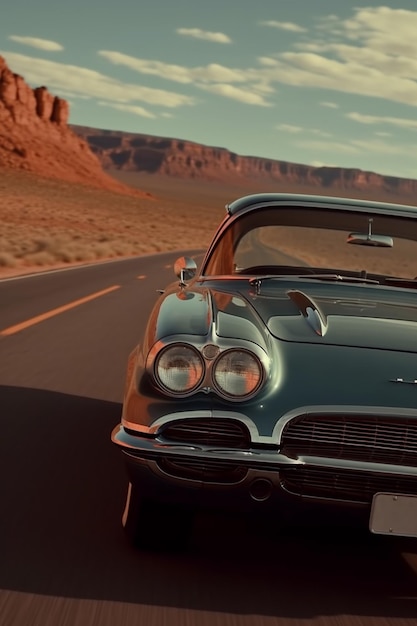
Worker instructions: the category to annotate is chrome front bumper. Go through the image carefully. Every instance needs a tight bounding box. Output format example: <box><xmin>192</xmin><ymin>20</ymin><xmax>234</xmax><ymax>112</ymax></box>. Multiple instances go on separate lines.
<box><xmin>112</xmin><ymin>424</ymin><xmax>417</xmax><ymax>510</ymax></box>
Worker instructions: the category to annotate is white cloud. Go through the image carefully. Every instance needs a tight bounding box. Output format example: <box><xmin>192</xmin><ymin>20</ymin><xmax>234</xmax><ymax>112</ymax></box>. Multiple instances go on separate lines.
<box><xmin>199</xmin><ymin>83</ymin><xmax>271</xmax><ymax>106</ymax></box>
<box><xmin>347</xmin><ymin>111</ymin><xmax>417</xmax><ymax>131</ymax></box>
<box><xmin>311</xmin><ymin>128</ymin><xmax>332</xmax><ymax>138</ymax></box>
<box><xmin>99</xmin><ymin>51</ymin><xmax>193</xmax><ymax>83</ymax></box>
<box><xmin>297</xmin><ymin>42</ymin><xmax>417</xmax><ymax>79</ymax></box>
<box><xmin>99</xmin><ymin>51</ymin><xmax>247</xmax><ymax>84</ymax></box>
<box><xmin>258</xmin><ymin>51</ymin><xmax>417</xmax><ymax>108</ymax></box>
<box><xmin>295</xmin><ymin>137</ymin><xmax>417</xmax><ymax>160</ymax></box>
<box><xmin>50</xmin><ymin>89</ymin><xmax>92</xmax><ymax>100</ymax></box>
<box><xmin>1</xmin><ymin>52</ymin><xmax>195</xmax><ymax>109</ymax></box>
<box><xmin>375</xmin><ymin>131</ymin><xmax>391</xmax><ymax>137</ymax></box>
<box><xmin>98</xmin><ymin>101</ymin><xmax>156</xmax><ymax>119</ymax></box>
<box><xmin>320</xmin><ymin>101</ymin><xmax>339</xmax><ymax>109</ymax></box>
<box><xmin>294</xmin><ymin>139</ymin><xmax>361</xmax><ymax>155</ymax></box>
<box><xmin>8</xmin><ymin>35</ymin><xmax>63</xmax><ymax>51</ymax></box>
<box><xmin>254</xmin><ymin>8</ymin><xmax>417</xmax><ymax>109</ymax></box>
<box><xmin>349</xmin><ymin>138</ymin><xmax>417</xmax><ymax>157</ymax></box>
<box><xmin>176</xmin><ymin>28</ymin><xmax>232</xmax><ymax>44</ymax></box>
<box><xmin>310</xmin><ymin>160</ymin><xmax>337</xmax><ymax>168</ymax></box>
<box><xmin>96</xmin><ymin>9</ymin><xmax>417</xmax><ymax>111</ymax></box>
<box><xmin>276</xmin><ymin>124</ymin><xmax>303</xmax><ymax>133</ymax></box>
<box><xmin>259</xmin><ymin>20</ymin><xmax>307</xmax><ymax>33</ymax></box>
<box><xmin>315</xmin><ymin>14</ymin><xmax>345</xmax><ymax>36</ymax></box>
<box><xmin>253</xmin><ymin>80</ymin><xmax>276</xmax><ymax>95</ymax></box>
<box><xmin>342</xmin><ymin>7</ymin><xmax>417</xmax><ymax>56</ymax></box>
<box><xmin>258</xmin><ymin>56</ymin><xmax>279</xmax><ymax>67</ymax></box>
<box><xmin>277</xmin><ymin>124</ymin><xmax>331</xmax><ymax>137</ymax></box>
<box><xmin>99</xmin><ymin>51</ymin><xmax>271</xmax><ymax>106</ymax></box>
<box><xmin>197</xmin><ymin>63</ymin><xmax>246</xmax><ymax>83</ymax></box>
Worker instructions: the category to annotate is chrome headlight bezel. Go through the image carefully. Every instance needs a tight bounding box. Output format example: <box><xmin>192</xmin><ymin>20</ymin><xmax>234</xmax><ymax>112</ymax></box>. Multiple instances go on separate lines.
<box><xmin>212</xmin><ymin>348</ymin><xmax>264</xmax><ymax>400</ymax></box>
<box><xmin>153</xmin><ymin>343</ymin><xmax>205</xmax><ymax>396</ymax></box>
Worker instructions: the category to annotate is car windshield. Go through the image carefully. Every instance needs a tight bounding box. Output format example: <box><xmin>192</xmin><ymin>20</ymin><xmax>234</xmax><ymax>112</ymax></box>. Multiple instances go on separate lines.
<box><xmin>203</xmin><ymin>205</ymin><xmax>417</xmax><ymax>282</ymax></box>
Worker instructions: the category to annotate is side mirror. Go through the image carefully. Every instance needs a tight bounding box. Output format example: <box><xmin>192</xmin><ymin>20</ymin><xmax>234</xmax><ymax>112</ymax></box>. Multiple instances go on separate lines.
<box><xmin>174</xmin><ymin>256</ymin><xmax>197</xmax><ymax>286</ymax></box>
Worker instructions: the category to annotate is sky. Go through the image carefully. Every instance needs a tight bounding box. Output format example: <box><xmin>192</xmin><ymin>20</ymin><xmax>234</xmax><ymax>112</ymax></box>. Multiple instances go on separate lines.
<box><xmin>1</xmin><ymin>0</ymin><xmax>417</xmax><ymax>179</ymax></box>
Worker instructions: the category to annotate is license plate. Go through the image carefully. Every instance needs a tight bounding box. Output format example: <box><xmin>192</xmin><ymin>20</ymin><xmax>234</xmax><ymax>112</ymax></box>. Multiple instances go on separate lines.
<box><xmin>370</xmin><ymin>492</ymin><xmax>417</xmax><ymax>537</ymax></box>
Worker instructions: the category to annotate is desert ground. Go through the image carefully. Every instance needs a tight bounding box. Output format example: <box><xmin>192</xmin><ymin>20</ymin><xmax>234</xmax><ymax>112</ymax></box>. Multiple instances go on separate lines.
<box><xmin>0</xmin><ymin>169</ymin><xmax>240</xmax><ymax>278</ymax></box>
<box><xmin>1</xmin><ymin>167</ymin><xmax>415</xmax><ymax>279</ymax></box>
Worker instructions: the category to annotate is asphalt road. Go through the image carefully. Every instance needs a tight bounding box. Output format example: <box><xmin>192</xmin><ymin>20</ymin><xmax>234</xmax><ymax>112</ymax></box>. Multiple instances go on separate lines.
<box><xmin>0</xmin><ymin>253</ymin><xmax>417</xmax><ymax>626</ymax></box>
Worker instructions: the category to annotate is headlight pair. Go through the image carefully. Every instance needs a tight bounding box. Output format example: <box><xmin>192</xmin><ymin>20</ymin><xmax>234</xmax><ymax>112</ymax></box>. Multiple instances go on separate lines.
<box><xmin>154</xmin><ymin>343</ymin><xmax>263</xmax><ymax>399</ymax></box>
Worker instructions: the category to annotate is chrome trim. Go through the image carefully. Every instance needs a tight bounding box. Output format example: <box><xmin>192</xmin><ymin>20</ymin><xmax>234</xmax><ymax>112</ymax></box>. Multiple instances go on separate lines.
<box><xmin>122</xmin><ymin>421</ymin><xmax>154</xmax><ymax>434</ymax></box>
<box><xmin>226</xmin><ymin>194</ymin><xmax>417</xmax><ymax>218</ymax></box>
<box><xmin>250</xmin><ymin>277</ymin><xmax>262</xmax><ymax>296</ymax></box>
<box><xmin>123</xmin><ymin>410</ymin><xmax>261</xmax><ymax>439</ymax></box>
<box><xmin>153</xmin><ymin>410</ymin><xmax>261</xmax><ymax>440</ymax></box>
<box><xmin>112</xmin><ymin>424</ymin><xmax>298</xmax><ymax>465</ymax></box>
<box><xmin>113</xmin><ymin>424</ymin><xmax>417</xmax><ymax>478</ymax></box>
<box><xmin>211</xmin><ymin>410</ymin><xmax>262</xmax><ymax>442</ymax></box>
<box><xmin>123</xmin><ymin>405</ymin><xmax>417</xmax><ymax>444</ymax></box>
<box><xmin>294</xmin><ymin>455</ymin><xmax>417</xmax><ymax>478</ymax></box>
<box><xmin>202</xmin><ymin>344</ymin><xmax>220</xmax><ymax>360</ymax></box>
<box><xmin>174</xmin><ymin>256</ymin><xmax>197</xmax><ymax>286</ymax></box>
<box><xmin>279</xmin><ymin>483</ymin><xmax>369</xmax><ymax>506</ymax></box>
<box><xmin>272</xmin><ymin>405</ymin><xmax>417</xmax><ymax>444</ymax></box>
<box><xmin>123</xmin><ymin>410</ymin><xmax>212</xmax><ymax>435</ymax></box>
<box><xmin>287</xmin><ymin>290</ymin><xmax>327</xmax><ymax>337</ymax></box>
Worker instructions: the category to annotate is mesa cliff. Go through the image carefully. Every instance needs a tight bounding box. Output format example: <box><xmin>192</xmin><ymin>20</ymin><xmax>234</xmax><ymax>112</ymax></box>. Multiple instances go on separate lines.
<box><xmin>1</xmin><ymin>53</ymin><xmax>414</xmax><ymax>199</ymax></box>
<box><xmin>0</xmin><ymin>56</ymin><xmax>145</xmax><ymax>195</ymax></box>
<box><xmin>72</xmin><ymin>124</ymin><xmax>417</xmax><ymax>197</ymax></box>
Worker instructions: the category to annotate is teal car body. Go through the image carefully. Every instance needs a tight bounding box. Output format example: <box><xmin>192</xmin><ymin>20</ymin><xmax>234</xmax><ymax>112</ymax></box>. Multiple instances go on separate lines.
<box><xmin>112</xmin><ymin>194</ymin><xmax>417</xmax><ymax>548</ymax></box>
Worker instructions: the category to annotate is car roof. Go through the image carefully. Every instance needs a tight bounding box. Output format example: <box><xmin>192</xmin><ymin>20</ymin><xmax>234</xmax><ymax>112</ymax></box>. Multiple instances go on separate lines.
<box><xmin>226</xmin><ymin>193</ymin><xmax>417</xmax><ymax>219</ymax></box>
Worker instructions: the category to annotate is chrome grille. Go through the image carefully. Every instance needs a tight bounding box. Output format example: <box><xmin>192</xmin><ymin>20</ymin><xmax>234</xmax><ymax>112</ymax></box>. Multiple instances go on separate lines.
<box><xmin>282</xmin><ymin>467</ymin><xmax>417</xmax><ymax>504</ymax></box>
<box><xmin>158</xmin><ymin>457</ymin><xmax>247</xmax><ymax>483</ymax></box>
<box><xmin>159</xmin><ymin>418</ymin><xmax>251</xmax><ymax>448</ymax></box>
<box><xmin>281</xmin><ymin>415</ymin><xmax>417</xmax><ymax>466</ymax></box>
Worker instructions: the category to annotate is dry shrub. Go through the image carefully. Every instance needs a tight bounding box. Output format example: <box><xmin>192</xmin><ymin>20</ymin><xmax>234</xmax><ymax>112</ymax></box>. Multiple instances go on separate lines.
<box><xmin>23</xmin><ymin>251</ymin><xmax>56</xmax><ymax>266</ymax></box>
<box><xmin>0</xmin><ymin>252</ymin><xmax>17</xmax><ymax>267</ymax></box>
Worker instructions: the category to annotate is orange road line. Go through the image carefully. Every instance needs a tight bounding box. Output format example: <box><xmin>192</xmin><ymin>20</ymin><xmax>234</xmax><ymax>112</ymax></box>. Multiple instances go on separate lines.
<box><xmin>0</xmin><ymin>285</ymin><xmax>120</xmax><ymax>336</ymax></box>
<box><xmin>137</xmin><ymin>275</ymin><xmax>146</xmax><ymax>280</ymax></box>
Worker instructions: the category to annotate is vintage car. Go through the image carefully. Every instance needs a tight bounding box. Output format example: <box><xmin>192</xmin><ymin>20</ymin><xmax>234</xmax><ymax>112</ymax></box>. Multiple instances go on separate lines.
<box><xmin>112</xmin><ymin>193</ymin><xmax>417</xmax><ymax>549</ymax></box>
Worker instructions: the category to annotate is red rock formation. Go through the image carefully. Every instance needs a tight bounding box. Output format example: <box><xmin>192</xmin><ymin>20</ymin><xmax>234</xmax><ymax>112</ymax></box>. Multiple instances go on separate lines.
<box><xmin>0</xmin><ymin>56</ymin><xmax>147</xmax><ymax>196</ymax></box>
<box><xmin>73</xmin><ymin>125</ymin><xmax>417</xmax><ymax>197</ymax></box>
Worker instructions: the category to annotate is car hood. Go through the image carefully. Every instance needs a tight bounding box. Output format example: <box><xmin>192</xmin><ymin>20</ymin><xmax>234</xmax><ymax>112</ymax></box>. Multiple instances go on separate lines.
<box><xmin>240</xmin><ymin>282</ymin><xmax>417</xmax><ymax>352</ymax></box>
<box><xmin>151</xmin><ymin>280</ymin><xmax>417</xmax><ymax>353</ymax></box>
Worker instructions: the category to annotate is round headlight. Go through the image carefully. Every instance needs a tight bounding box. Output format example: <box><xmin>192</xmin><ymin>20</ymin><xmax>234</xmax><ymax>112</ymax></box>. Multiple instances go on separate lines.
<box><xmin>213</xmin><ymin>349</ymin><xmax>263</xmax><ymax>398</ymax></box>
<box><xmin>155</xmin><ymin>344</ymin><xmax>204</xmax><ymax>394</ymax></box>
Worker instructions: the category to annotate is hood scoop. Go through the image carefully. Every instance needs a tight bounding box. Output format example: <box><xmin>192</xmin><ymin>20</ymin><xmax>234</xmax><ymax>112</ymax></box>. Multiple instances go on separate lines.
<box><xmin>288</xmin><ymin>290</ymin><xmax>328</xmax><ymax>337</ymax></box>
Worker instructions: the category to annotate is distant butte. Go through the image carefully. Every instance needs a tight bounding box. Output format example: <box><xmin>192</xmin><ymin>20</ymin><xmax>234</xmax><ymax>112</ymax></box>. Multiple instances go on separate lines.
<box><xmin>72</xmin><ymin>124</ymin><xmax>417</xmax><ymax>197</ymax></box>
<box><xmin>0</xmin><ymin>56</ymin><xmax>147</xmax><ymax>196</ymax></box>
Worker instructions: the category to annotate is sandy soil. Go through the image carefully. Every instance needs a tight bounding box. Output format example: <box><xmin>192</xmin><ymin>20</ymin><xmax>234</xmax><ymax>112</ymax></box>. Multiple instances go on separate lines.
<box><xmin>0</xmin><ymin>169</ymin><xmax>226</xmax><ymax>278</ymax></box>
<box><xmin>1</xmin><ymin>167</ymin><xmax>415</xmax><ymax>279</ymax></box>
